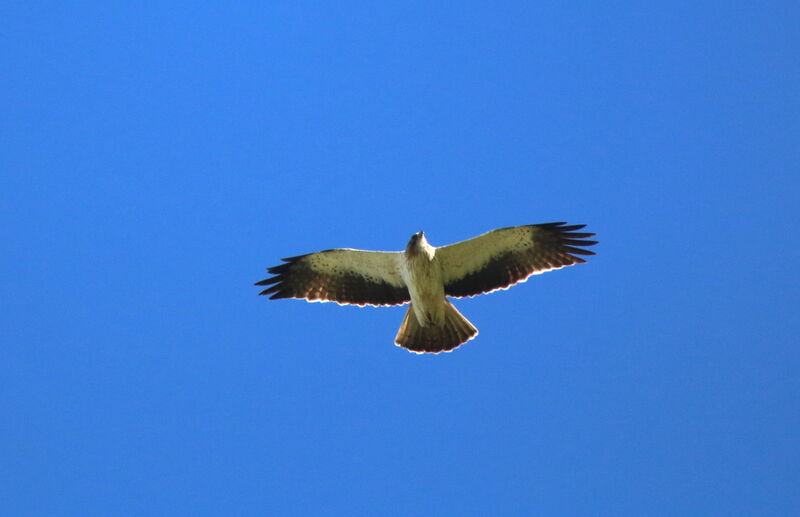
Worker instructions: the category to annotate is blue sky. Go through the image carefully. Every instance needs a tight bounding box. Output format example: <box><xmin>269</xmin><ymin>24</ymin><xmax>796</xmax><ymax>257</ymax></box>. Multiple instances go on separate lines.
<box><xmin>2</xmin><ymin>2</ymin><xmax>798</xmax><ymax>515</ymax></box>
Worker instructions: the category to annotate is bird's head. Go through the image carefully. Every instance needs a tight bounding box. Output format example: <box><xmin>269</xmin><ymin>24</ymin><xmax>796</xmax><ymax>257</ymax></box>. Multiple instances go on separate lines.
<box><xmin>405</xmin><ymin>231</ymin><xmax>428</xmax><ymax>256</ymax></box>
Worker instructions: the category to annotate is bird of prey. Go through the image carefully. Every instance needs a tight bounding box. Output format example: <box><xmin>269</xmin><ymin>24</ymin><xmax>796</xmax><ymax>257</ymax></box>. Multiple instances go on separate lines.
<box><xmin>256</xmin><ymin>223</ymin><xmax>597</xmax><ymax>354</ymax></box>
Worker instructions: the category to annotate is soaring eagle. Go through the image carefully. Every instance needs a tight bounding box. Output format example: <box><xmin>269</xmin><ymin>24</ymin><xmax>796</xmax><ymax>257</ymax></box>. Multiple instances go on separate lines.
<box><xmin>256</xmin><ymin>223</ymin><xmax>597</xmax><ymax>354</ymax></box>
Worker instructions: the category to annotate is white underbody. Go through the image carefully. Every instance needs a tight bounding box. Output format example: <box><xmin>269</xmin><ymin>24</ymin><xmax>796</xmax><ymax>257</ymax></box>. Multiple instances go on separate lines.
<box><xmin>398</xmin><ymin>242</ymin><xmax>445</xmax><ymax>327</ymax></box>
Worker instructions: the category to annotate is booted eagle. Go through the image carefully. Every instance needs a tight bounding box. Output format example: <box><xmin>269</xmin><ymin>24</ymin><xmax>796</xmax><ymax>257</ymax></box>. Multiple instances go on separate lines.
<box><xmin>256</xmin><ymin>222</ymin><xmax>597</xmax><ymax>354</ymax></box>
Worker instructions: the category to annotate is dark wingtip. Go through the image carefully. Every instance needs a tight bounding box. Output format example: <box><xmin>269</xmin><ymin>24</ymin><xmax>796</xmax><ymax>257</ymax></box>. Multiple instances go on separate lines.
<box><xmin>267</xmin><ymin>263</ymin><xmax>292</xmax><ymax>274</ymax></box>
<box><xmin>258</xmin><ymin>283</ymin><xmax>283</xmax><ymax>296</ymax></box>
<box><xmin>558</xmin><ymin>224</ymin><xmax>587</xmax><ymax>232</ymax></box>
<box><xmin>280</xmin><ymin>254</ymin><xmax>308</xmax><ymax>262</ymax></box>
<box><xmin>562</xmin><ymin>238</ymin><xmax>598</xmax><ymax>246</ymax></box>
<box><xmin>254</xmin><ymin>276</ymin><xmax>281</xmax><ymax>286</ymax></box>
<box><xmin>562</xmin><ymin>245</ymin><xmax>596</xmax><ymax>256</ymax></box>
<box><xmin>542</xmin><ymin>222</ymin><xmax>598</xmax><ymax>258</ymax></box>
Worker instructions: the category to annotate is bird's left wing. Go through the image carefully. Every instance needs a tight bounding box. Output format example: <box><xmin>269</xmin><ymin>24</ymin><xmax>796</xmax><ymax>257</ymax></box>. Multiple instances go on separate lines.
<box><xmin>256</xmin><ymin>249</ymin><xmax>410</xmax><ymax>307</ymax></box>
<box><xmin>436</xmin><ymin>222</ymin><xmax>597</xmax><ymax>298</ymax></box>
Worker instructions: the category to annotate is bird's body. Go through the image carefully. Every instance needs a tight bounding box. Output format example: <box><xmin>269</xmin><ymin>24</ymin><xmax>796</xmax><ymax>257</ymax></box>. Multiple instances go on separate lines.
<box><xmin>256</xmin><ymin>223</ymin><xmax>597</xmax><ymax>354</ymax></box>
<box><xmin>400</xmin><ymin>232</ymin><xmax>445</xmax><ymax>326</ymax></box>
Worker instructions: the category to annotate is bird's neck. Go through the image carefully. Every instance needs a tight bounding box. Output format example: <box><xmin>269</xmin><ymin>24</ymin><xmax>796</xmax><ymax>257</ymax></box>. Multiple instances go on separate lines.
<box><xmin>406</xmin><ymin>241</ymin><xmax>435</xmax><ymax>262</ymax></box>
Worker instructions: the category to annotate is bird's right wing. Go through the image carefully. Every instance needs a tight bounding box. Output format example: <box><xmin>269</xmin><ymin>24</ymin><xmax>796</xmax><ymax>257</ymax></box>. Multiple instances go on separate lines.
<box><xmin>256</xmin><ymin>249</ymin><xmax>410</xmax><ymax>307</ymax></box>
<box><xmin>436</xmin><ymin>223</ymin><xmax>597</xmax><ymax>298</ymax></box>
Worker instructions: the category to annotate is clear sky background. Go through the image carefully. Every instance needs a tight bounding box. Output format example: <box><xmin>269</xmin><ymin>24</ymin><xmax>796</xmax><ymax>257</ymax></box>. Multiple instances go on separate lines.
<box><xmin>2</xmin><ymin>2</ymin><xmax>798</xmax><ymax>516</ymax></box>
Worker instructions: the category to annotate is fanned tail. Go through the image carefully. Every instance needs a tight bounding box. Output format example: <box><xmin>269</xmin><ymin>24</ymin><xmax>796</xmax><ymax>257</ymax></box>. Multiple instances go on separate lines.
<box><xmin>394</xmin><ymin>300</ymin><xmax>478</xmax><ymax>354</ymax></box>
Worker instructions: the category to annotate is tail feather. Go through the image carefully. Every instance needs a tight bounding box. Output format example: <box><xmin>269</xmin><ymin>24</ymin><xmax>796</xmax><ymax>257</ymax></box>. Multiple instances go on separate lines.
<box><xmin>394</xmin><ymin>300</ymin><xmax>478</xmax><ymax>354</ymax></box>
